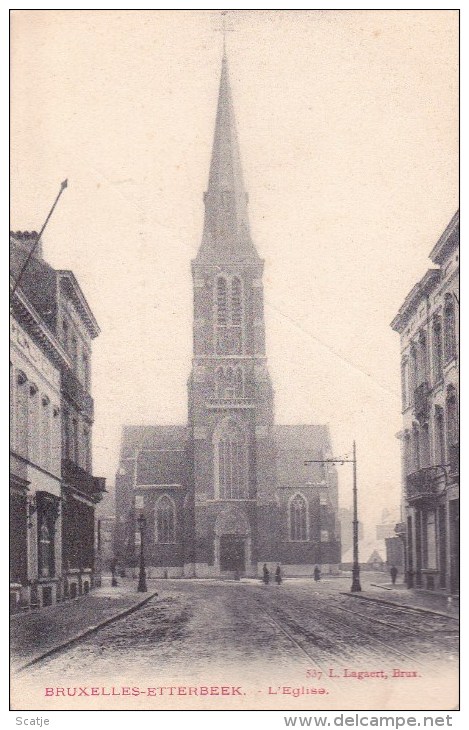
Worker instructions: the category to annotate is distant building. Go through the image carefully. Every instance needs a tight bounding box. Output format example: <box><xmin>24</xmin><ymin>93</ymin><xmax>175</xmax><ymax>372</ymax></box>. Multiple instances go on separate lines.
<box><xmin>114</xmin><ymin>54</ymin><xmax>341</xmax><ymax>578</ymax></box>
<box><xmin>338</xmin><ymin>507</ymin><xmax>363</xmax><ymax>555</ymax></box>
<box><xmin>10</xmin><ymin>231</ymin><xmax>106</xmax><ymax>607</ymax></box>
<box><xmin>391</xmin><ymin>212</ymin><xmax>459</xmax><ymax>593</ymax></box>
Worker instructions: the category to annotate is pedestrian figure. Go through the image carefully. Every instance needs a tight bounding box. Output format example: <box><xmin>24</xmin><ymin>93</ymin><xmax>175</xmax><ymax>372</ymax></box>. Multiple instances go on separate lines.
<box><xmin>390</xmin><ymin>565</ymin><xmax>398</xmax><ymax>585</ymax></box>
<box><xmin>275</xmin><ymin>564</ymin><xmax>282</xmax><ymax>585</ymax></box>
<box><xmin>263</xmin><ymin>563</ymin><xmax>270</xmax><ymax>585</ymax></box>
<box><xmin>234</xmin><ymin>568</ymin><xmax>240</xmax><ymax>581</ymax></box>
<box><xmin>163</xmin><ymin>569</ymin><xmax>168</xmax><ymax>579</ymax></box>
<box><xmin>313</xmin><ymin>565</ymin><xmax>321</xmax><ymax>582</ymax></box>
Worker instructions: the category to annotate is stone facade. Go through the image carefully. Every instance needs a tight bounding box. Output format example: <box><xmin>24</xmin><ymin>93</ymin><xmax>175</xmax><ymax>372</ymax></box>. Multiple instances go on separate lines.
<box><xmin>391</xmin><ymin>211</ymin><xmax>459</xmax><ymax>594</ymax></box>
<box><xmin>114</xmin><ymin>55</ymin><xmax>341</xmax><ymax>578</ymax></box>
<box><xmin>10</xmin><ymin>231</ymin><xmax>106</xmax><ymax>608</ymax></box>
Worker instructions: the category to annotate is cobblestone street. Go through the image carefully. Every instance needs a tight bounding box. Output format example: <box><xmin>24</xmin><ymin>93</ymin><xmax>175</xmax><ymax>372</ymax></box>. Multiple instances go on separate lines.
<box><xmin>12</xmin><ymin>577</ymin><xmax>459</xmax><ymax>711</ymax></box>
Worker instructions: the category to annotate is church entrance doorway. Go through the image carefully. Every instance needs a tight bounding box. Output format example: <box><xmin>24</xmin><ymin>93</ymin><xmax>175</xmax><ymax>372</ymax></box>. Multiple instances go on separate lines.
<box><xmin>219</xmin><ymin>534</ymin><xmax>245</xmax><ymax>573</ymax></box>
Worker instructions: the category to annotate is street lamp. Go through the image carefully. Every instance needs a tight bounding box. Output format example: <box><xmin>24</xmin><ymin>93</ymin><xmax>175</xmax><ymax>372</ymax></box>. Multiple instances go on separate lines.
<box><xmin>137</xmin><ymin>514</ymin><xmax>147</xmax><ymax>593</ymax></box>
<box><xmin>305</xmin><ymin>440</ymin><xmax>362</xmax><ymax>593</ymax></box>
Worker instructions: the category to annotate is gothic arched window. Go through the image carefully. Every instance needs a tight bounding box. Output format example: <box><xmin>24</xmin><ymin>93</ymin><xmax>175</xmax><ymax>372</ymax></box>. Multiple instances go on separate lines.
<box><xmin>289</xmin><ymin>494</ymin><xmax>308</xmax><ymax>542</ymax></box>
<box><xmin>216</xmin><ymin>277</ymin><xmax>227</xmax><ymax>326</ymax></box>
<box><xmin>444</xmin><ymin>293</ymin><xmax>456</xmax><ymax>362</ymax></box>
<box><xmin>235</xmin><ymin>367</ymin><xmax>244</xmax><ymax>398</ymax></box>
<box><xmin>231</xmin><ymin>277</ymin><xmax>242</xmax><ymax>325</ymax></box>
<box><xmin>155</xmin><ymin>495</ymin><xmax>176</xmax><ymax>544</ymax></box>
<box><xmin>214</xmin><ymin>419</ymin><xmax>248</xmax><ymax>500</ymax></box>
<box><xmin>215</xmin><ymin>367</ymin><xmax>225</xmax><ymax>397</ymax></box>
<box><xmin>225</xmin><ymin>367</ymin><xmax>234</xmax><ymax>397</ymax></box>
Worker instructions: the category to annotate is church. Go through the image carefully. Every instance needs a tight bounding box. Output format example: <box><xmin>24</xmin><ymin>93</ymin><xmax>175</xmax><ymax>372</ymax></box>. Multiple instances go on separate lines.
<box><xmin>114</xmin><ymin>53</ymin><xmax>341</xmax><ymax>578</ymax></box>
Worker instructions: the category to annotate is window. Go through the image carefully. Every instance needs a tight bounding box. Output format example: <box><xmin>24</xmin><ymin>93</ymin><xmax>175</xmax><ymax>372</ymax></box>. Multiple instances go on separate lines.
<box><xmin>16</xmin><ymin>371</ymin><xmax>28</xmax><ymax>457</ymax></box>
<box><xmin>63</xmin><ymin>409</ymin><xmax>71</xmax><ymax>459</ymax></box>
<box><xmin>216</xmin><ymin>278</ymin><xmax>227</xmax><ymax>325</ymax></box>
<box><xmin>425</xmin><ymin>511</ymin><xmax>437</xmax><ymax>570</ymax></box>
<box><xmin>446</xmin><ymin>386</ymin><xmax>458</xmax><ymax>451</ymax></box>
<box><xmin>28</xmin><ymin>383</ymin><xmax>39</xmax><ymax>463</ymax></box>
<box><xmin>41</xmin><ymin>396</ymin><xmax>51</xmax><ymax>471</ymax></box>
<box><xmin>417</xmin><ymin>330</ymin><xmax>428</xmax><ymax>384</ymax></box>
<box><xmin>289</xmin><ymin>494</ymin><xmax>308</xmax><ymax>541</ymax></box>
<box><xmin>443</xmin><ymin>294</ymin><xmax>456</xmax><ymax>362</ymax></box>
<box><xmin>434</xmin><ymin>406</ymin><xmax>445</xmax><ymax>466</ymax></box>
<box><xmin>38</xmin><ymin>517</ymin><xmax>53</xmax><ymax>578</ymax></box>
<box><xmin>409</xmin><ymin>345</ymin><xmax>418</xmax><ymax>400</ymax></box>
<box><xmin>231</xmin><ymin>278</ymin><xmax>242</xmax><ymax>325</ymax></box>
<box><xmin>155</xmin><ymin>495</ymin><xmax>176</xmax><ymax>543</ymax></box>
<box><xmin>420</xmin><ymin>423</ymin><xmax>430</xmax><ymax>468</ymax></box>
<box><xmin>320</xmin><ymin>530</ymin><xmax>329</xmax><ymax>542</ymax></box>
<box><xmin>401</xmin><ymin>359</ymin><xmax>409</xmax><ymax>409</ymax></box>
<box><xmin>214</xmin><ymin>419</ymin><xmax>249</xmax><ymax>499</ymax></box>
<box><xmin>412</xmin><ymin>423</ymin><xmax>420</xmax><ymax>471</ymax></box>
<box><xmin>432</xmin><ymin>316</ymin><xmax>443</xmax><ymax>383</ymax></box>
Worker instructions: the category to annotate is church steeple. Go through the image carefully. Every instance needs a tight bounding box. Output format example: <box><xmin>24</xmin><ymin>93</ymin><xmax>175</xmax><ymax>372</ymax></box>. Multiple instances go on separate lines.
<box><xmin>196</xmin><ymin>55</ymin><xmax>260</xmax><ymax>264</ymax></box>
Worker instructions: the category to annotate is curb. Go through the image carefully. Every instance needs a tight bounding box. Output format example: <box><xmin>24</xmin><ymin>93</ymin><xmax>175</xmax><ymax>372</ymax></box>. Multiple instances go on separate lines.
<box><xmin>13</xmin><ymin>590</ymin><xmax>159</xmax><ymax>673</ymax></box>
<box><xmin>341</xmin><ymin>592</ymin><xmax>459</xmax><ymax>620</ymax></box>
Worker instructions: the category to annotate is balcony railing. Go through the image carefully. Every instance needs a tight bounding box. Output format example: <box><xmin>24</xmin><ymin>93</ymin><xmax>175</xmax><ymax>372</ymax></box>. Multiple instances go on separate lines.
<box><xmin>62</xmin><ymin>368</ymin><xmax>94</xmax><ymax>418</ymax></box>
<box><xmin>405</xmin><ymin>467</ymin><xmax>441</xmax><ymax>503</ymax></box>
<box><xmin>62</xmin><ymin>458</ymin><xmax>106</xmax><ymax>502</ymax></box>
<box><xmin>206</xmin><ymin>397</ymin><xmax>255</xmax><ymax>409</ymax></box>
<box><xmin>414</xmin><ymin>381</ymin><xmax>429</xmax><ymax>423</ymax></box>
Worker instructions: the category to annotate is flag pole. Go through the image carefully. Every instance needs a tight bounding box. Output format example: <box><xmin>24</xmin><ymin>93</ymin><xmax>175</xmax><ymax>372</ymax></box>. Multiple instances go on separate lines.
<box><xmin>11</xmin><ymin>179</ymin><xmax>68</xmax><ymax>296</ymax></box>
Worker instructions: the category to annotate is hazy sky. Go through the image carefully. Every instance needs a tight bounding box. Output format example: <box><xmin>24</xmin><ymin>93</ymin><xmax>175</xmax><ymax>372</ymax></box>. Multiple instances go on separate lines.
<box><xmin>10</xmin><ymin>10</ymin><xmax>458</xmax><ymax>533</ymax></box>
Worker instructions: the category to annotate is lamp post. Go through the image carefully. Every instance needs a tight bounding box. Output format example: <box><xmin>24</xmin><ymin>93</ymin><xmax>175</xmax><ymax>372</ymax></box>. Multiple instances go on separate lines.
<box><xmin>350</xmin><ymin>441</ymin><xmax>361</xmax><ymax>592</ymax></box>
<box><xmin>137</xmin><ymin>514</ymin><xmax>147</xmax><ymax>593</ymax></box>
<box><xmin>305</xmin><ymin>441</ymin><xmax>361</xmax><ymax>593</ymax></box>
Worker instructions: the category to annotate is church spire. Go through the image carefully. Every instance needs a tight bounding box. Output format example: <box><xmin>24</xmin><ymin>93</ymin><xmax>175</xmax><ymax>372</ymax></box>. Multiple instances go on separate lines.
<box><xmin>196</xmin><ymin>54</ymin><xmax>259</xmax><ymax>263</ymax></box>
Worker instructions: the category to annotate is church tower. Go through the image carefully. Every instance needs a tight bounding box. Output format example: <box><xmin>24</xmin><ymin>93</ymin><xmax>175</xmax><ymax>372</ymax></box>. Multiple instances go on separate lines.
<box><xmin>188</xmin><ymin>54</ymin><xmax>276</xmax><ymax>577</ymax></box>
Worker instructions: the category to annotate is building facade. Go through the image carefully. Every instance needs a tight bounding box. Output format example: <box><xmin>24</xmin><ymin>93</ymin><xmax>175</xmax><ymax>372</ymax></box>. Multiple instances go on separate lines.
<box><xmin>391</xmin><ymin>212</ymin><xmax>459</xmax><ymax>594</ymax></box>
<box><xmin>115</xmin><ymin>55</ymin><xmax>341</xmax><ymax>578</ymax></box>
<box><xmin>10</xmin><ymin>231</ymin><xmax>106</xmax><ymax>607</ymax></box>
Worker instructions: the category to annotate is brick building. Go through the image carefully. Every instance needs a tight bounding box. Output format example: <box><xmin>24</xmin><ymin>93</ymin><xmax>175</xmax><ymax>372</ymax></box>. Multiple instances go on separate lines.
<box><xmin>391</xmin><ymin>212</ymin><xmax>459</xmax><ymax>594</ymax></box>
<box><xmin>115</xmin><ymin>54</ymin><xmax>341</xmax><ymax>578</ymax></box>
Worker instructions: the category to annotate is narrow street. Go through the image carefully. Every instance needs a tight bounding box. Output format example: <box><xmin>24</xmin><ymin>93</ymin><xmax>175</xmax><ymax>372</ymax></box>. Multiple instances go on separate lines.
<box><xmin>13</xmin><ymin>578</ymin><xmax>459</xmax><ymax>710</ymax></box>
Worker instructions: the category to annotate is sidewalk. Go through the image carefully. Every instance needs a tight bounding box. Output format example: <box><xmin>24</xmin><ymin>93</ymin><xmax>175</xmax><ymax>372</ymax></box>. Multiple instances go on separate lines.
<box><xmin>343</xmin><ymin>578</ymin><xmax>459</xmax><ymax>619</ymax></box>
<box><xmin>10</xmin><ymin>577</ymin><xmax>159</xmax><ymax>672</ymax></box>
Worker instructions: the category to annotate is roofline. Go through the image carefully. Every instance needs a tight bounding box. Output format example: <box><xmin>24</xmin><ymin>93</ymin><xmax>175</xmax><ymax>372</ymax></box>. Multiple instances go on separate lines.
<box><xmin>429</xmin><ymin>210</ymin><xmax>459</xmax><ymax>265</ymax></box>
<box><xmin>10</xmin><ymin>281</ymin><xmax>73</xmax><ymax>370</ymax></box>
<box><xmin>390</xmin><ymin>268</ymin><xmax>441</xmax><ymax>333</ymax></box>
<box><xmin>57</xmin><ymin>270</ymin><xmax>100</xmax><ymax>338</ymax></box>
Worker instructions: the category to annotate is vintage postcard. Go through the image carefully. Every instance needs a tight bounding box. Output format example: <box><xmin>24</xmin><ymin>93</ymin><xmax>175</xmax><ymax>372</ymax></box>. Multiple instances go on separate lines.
<box><xmin>10</xmin><ymin>9</ymin><xmax>459</xmax><ymax>712</ymax></box>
